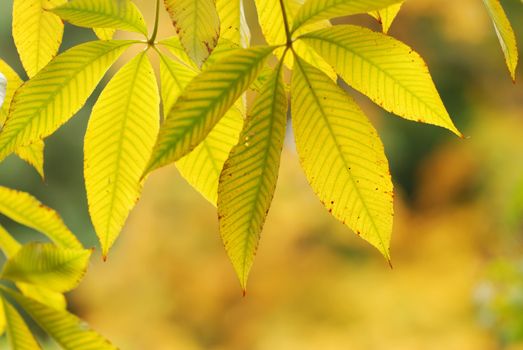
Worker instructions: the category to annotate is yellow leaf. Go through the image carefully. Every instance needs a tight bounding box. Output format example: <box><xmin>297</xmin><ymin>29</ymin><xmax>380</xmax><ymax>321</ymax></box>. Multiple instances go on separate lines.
<box><xmin>216</xmin><ymin>0</ymin><xmax>251</xmax><ymax>48</ymax></box>
<box><xmin>300</xmin><ymin>25</ymin><xmax>462</xmax><ymax>135</ymax></box>
<box><xmin>51</xmin><ymin>0</ymin><xmax>148</xmax><ymax>36</ymax></box>
<box><xmin>369</xmin><ymin>2</ymin><xmax>403</xmax><ymax>33</ymax></box>
<box><xmin>164</xmin><ymin>0</ymin><xmax>221</xmax><ymax>67</ymax></box>
<box><xmin>144</xmin><ymin>46</ymin><xmax>275</xmax><ymax>175</ymax></box>
<box><xmin>0</xmin><ymin>186</ymin><xmax>82</xmax><ymax>249</ymax></box>
<box><xmin>85</xmin><ymin>52</ymin><xmax>160</xmax><ymax>257</ymax></box>
<box><xmin>159</xmin><ymin>52</ymin><xmax>198</xmax><ymax>116</ymax></box>
<box><xmin>93</xmin><ymin>28</ymin><xmax>116</xmax><ymax>41</ymax></box>
<box><xmin>218</xmin><ymin>61</ymin><xmax>288</xmax><ymax>290</ymax></box>
<box><xmin>483</xmin><ymin>0</ymin><xmax>519</xmax><ymax>81</ymax></box>
<box><xmin>1</xmin><ymin>296</ymin><xmax>41</xmax><ymax>350</ymax></box>
<box><xmin>158</xmin><ymin>36</ymin><xmax>198</xmax><ymax>69</ymax></box>
<box><xmin>0</xmin><ymin>40</ymin><xmax>133</xmax><ymax>164</ymax></box>
<box><xmin>15</xmin><ymin>141</ymin><xmax>45</xmax><ymax>180</ymax></box>
<box><xmin>292</xmin><ymin>55</ymin><xmax>393</xmax><ymax>259</ymax></box>
<box><xmin>12</xmin><ymin>0</ymin><xmax>66</xmax><ymax>78</ymax></box>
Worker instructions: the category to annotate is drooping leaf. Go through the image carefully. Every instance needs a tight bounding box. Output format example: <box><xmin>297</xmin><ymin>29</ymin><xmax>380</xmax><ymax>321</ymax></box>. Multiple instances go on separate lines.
<box><xmin>369</xmin><ymin>2</ymin><xmax>403</xmax><ymax>33</ymax></box>
<box><xmin>216</xmin><ymin>0</ymin><xmax>251</xmax><ymax>48</ymax></box>
<box><xmin>292</xmin><ymin>56</ymin><xmax>393</xmax><ymax>259</ymax></box>
<box><xmin>158</xmin><ymin>36</ymin><xmax>198</xmax><ymax>68</ymax></box>
<box><xmin>0</xmin><ymin>186</ymin><xmax>82</xmax><ymax>249</ymax></box>
<box><xmin>3</xmin><ymin>288</ymin><xmax>117</xmax><ymax>350</ymax></box>
<box><xmin>483</xmin><ymin>0</ymin><xmax>519</xmax><ymax>81</ymax></box>
<box><xmin>93</xmin><ymin>28</ymin><xmax>116</xmax><ymax>41</ymax></box>
<box><xmin>1</xmin><ymin>243</ymin><xmax>91</xmax><ymax>293</ymax></box>
<box><xmin>85</xmin><ymin>52</ymin><xmax>160</xmax><ymax>257</ymax></box>
<box><xmin>0</xmin><ymin>40</ymin><xmax>133</xmax><ymax>163</ymax></box>
<box><xmin>0</xmin><ymin>226</ymin><xmax>66</xmax><ymax>310</ymax></box>
<box><xmin>144</xmin><ymin>46</ymin><xmax>275</xmax><ymax>175</ymax></box>
<box><xmin>300</xmin><ymin>25</ymin><xmax>461</xmax><ymax>135</ymax></box>
<box><xmin>12</xmin><ymin>0</ymin><xmax>66</xmax><ymax>78</ymax></box>
<box><xmin>163</xmin><ymin>0</ymin><xmax>221</xmax><ymax>67</ymax></box>
<box><xmin>291</xmin><ymin>0</ymin><xmax>403</xmax><ymax>32</ymax></box>
<box><xmin>218</xmin><ymin>61</ymin><xmax>287</xmax><ymax>290</ymax></box>
<box><xmin>51</xmin><ymin>0</ymin><xmax>148</xmax><ymax>36</ymax></box>
<box><xmin>1</xmin><ymin>296</ymin><xmax>41</xmax><ymax>350</ymax></box>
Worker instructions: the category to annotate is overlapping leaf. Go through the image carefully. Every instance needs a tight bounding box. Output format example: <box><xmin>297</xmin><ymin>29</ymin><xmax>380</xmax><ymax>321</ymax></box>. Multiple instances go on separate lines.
<box><xmin>51</xmin><ymin>0</ymin><xmax>148</xmax><ymax>36</ymax></box>
<box><xmin>85</xmin><ymin>52</ymin><xmax>160</xmax><ymax>257</ymax></box>
<box><xmin>216</xmin><ymin>0</ymin><xmax>251</xmax><ymax>48</ymax></box>
<box><xmin>0</xmin><ymin>186</ymin><xmax>82</xmax><ymax>249</ymax></box>
<box><xmin>2</xmin><ymin>296</ymin><xmax>41</xmax><ymax>350</ymax></box>
<box><xmin>218</xmin><ymin>61</ymin><xmax>288</xmax><ymax>289</ymax></box>
<box><xmin>300</xmin><ymin>26</ymin><xmax>461</xmax><ymax>135</ymax></box>
<box><xmin>291</xmin><ymin>0</ymin><xmax>403</xmax><ymax>32</ymax></box>
<box><xmin>369</xmin><ymin>2</ymin><xmax>403</xmax><ymax>33</ymax></box>
<box><xmin>159</xmin><ymin>36</ymin><xmax>197</xmax><ymax>68</ymax></box>
<box><xmin>93</xmin><ymin>28</ymin><xmax>116</xmax><ymax>41</ymax></box>
<box><xmin>483</xmin><ymin>0</ymin><xmax>519</xmax><ymax>81</ymax></box>
<box><xmin>164</xmin><ymin>0</ymin><xmax>221</xmax><ymax>66</ymax></box>
<box><xmin>1</xmin><ymin>243</ymin><xmax>91</xmax><ymax>293</ymax></box>
<box><xmin>0</xmin><ymin>40</ymin><xmax>133</xmax><ymax>163</ymax></box>
<box><xmin>3</xmin><ymin>288</ymin><xmax>117</xmax><ymax>350</ymax></box>
<box><xmin>292</xmin><ymin>56</ymin><xmax>393</xmax><ymax>259</ymax></box>
<box><xmin>144</xmin><ymin>46</ymin><xmax>275</xmax><ymax>175</ymax></box>
<box><xmin>12</xmin><ymin>0</ymin><xmax>66</xmax><ymax>78</ymax></box>
<box><xmin>0</xmin><ymin>72</ymin><xmax>6</xmax><ymax>108</ymax></box>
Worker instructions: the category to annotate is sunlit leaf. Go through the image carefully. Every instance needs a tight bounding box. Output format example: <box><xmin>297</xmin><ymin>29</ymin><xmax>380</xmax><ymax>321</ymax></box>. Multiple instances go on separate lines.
<box><xmin>369</xmin><ymin>2</ymin><xmax>403</xmax><ymax>33</ymax></box>
<box><xmin>300</xmin><ymin>25</ymin><xmax>461</xmax><ymax>135</ymax></box>
<box><xmin>93</xmin><ymin>28</ymin><xmax>115</xmax><ymax>41</ymax></box>
<box><xmin>14</xmin><ymin>141</ymin><xmax>45</xmax><ymax>179</ymax></box>
<box><xmin>218</xmin><ymin>61</ymin><xmax>287</xmax><ymax>290</ymax></box>
<box><xmin>292</xmin><ymin>55</ymin><xmax>393</xmax><ymax>259</ymax></box>
<box><xmin>1</xmin><ymin>296</ymin><xmax>41</xmax><ymax>350</ymax></box>
<box><xmin>12</xmin><ymin>0</ymin><xmax>66</xmax><ymax>78</ymax></box>
<box><xmin>158</xmin><ymin>36</ymin><xmax>198</xmax><ymax>68</ymax></box>
<box><xmin>291</xmin><ymin>0</ymin><xmax>402</xmax><ymax>32</ymax></box>
<box><xmin>164</xmin><ymin>0</ymin><xmax>220</xmax><ymax>67</ymax></box>
<box><xmin>144</xmin><ymin>46</ymin><xmax>275</xmax><ymax>175</ymax></box>
<box><xmin>0</xmin><ymin>72</ymin><xmax>6</xmax><ymax>108</ymax></box>
<box><xmin>483</xmin><ymin>0</ymin><xmax>519</xmax><ymax>81</ymax></box>
<box><xmin>3</xmin><ymin>288</ymin><xmax>117</xmax><ymax>350</ymax></box>
<box><xmin>0</xmin><ymin>186</ymin><xmax>82</xmax><ymax>249</ymax></box>
<box><xmin>1</xmin><ymin>243</ymin><xmax>91</xmax><ymax>293</ymax></box>
<box><xmin>85</xmin><ymin>52</ymin><xmax>160</xmax><ymax>257</ymax></box>
<box><xmin>51</xmin><ymin>0</ymin><xmax>148</xmax><ymax>36</ymax></box>
<box><xmin>216</xmin><ymin>0</ymin><xmax>251</xmax><ymax>48</ymax></box>
<box><xmin>0</xmin><ymin>40</ymin><xmax>133</xmax><ymax>163</ymax></box>
<box><xmin>159</xmin><ymin>52</ymin><xmax>198</xmax><ymax>116</ymax></box>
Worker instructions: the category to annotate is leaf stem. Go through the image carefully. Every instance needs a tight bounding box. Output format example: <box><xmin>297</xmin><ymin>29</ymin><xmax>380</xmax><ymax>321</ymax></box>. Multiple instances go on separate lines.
<box><xmin>278</xmin><ymin>0</ymin><xmax>292</xmax><ymax>47</ymax></box>
<box><xmin>148</xmin><ymin>0</ymin><xmax>161</xmax><ymax>45</ymax></box>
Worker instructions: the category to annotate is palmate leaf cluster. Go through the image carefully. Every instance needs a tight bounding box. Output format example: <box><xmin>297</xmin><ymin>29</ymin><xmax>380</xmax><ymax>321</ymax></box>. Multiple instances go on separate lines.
<box><xmin>0</xmin><ymin>0</ymin><xmax>519</xmax><ymax>347</ymax></box>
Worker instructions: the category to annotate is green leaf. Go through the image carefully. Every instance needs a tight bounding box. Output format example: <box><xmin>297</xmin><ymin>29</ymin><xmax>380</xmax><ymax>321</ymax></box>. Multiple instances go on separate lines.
<box><xmin>218</xmin><ymin>61</ymin><xmax>288</xmax><ymax>290</ymax></box>
<box><xmin>12</xmin><ymin>0</ymin><xmax>66</xmax><ymax>78</ymax></box>
<box><xmin>292</xmin><ymin>55</ymin><xmax>393</xmax><ymax>260</ymax></box>
<box><xmin>3</xmin><ymin>288</ymin><xmax>117</xmax><ymax>350</ymax></box>
<box><xmin>164</xmin><ymin>0</ymin><xmax>221</xmax><ymax>67</ymax></box>
<box><xmin>216</xmin><ymin>0</ymin><xmax>251</xmax><ymax>48</ymax></box>
<box><xmin>0</xmin><ymin>186</ymin><xmax>82</xmax><ymax>249</ymax></box>
<box><xmin>2</xmin><ymin>296</ymin><xmax>41</xmax><ymax>350</ymax></box>
<box><xmin>0</xmin><ymin>40</ymin><xmax>133</xmax><ymax>163</ymax></box>
<box><xmin>300</xmin><ymin>25</ymin><xmax>461</xmax><ymax>135</ymax></box>
<box><xmin>291</xmin><ymin>0</ymin><xmax>402</xmax><ymax>33</ymax></box>
<box><xmin>483</xmin><ymin>0</ymin><xmax>519</xmax><ymax>81</ymax></box>
<box><xmin>51</xmin><ymin>0</ymin><xmax>148</xmax><ymax>36</ymax></box>
<box><xmin>93</xmin><ymin>28</ymin><xmax>115</xmax><ymax>41</ymax></box>
<box><xmin>85</xmin><ymin>52</ymin><xmax>160</xmax><ymax>257</ymax></box>
<box><xmin>369</xmin><ymin>2</ymin><xmax>403</xmax><ymax>33</ymax></box>
<box><xmin>1</xmin><ymin>243</ymin><xmax>91</xmax><ymax>293</ymax></box>
<box><xmin>144</xmin><ymin>46</ymin><xmax>275</xmax><ymax>175</ymax></box>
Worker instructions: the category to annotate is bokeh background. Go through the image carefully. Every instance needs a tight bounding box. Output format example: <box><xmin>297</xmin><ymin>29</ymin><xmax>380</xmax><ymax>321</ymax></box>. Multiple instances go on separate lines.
<box><xmin>1</xmin><ymin>0</ymin><xmax>523</xmax><ymax>349</ymax></box>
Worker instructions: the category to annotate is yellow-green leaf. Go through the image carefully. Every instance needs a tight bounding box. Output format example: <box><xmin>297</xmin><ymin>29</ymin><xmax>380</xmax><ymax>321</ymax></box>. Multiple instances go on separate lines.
<box><xmin>218</xmin><ymin>61</ymin><xmax>287</xmax><ymax>290</ymax></box>
<box><xmin>51</xmin><ymin>0</ymin><xmax>148</xmax><ymax>36</ymax></box>
<box><xmin>0</xmin><ymin>40</ymin><xmax>133</xmax><ymax>163</ymax></box>
<box><xmin>483</xmin><ymin>0</ymin><xmax>519</xmax><ymax>81</ymax></box>
<box><xmin>0</xmin><ymin>225</ymin><xmax>21</xmax><ymax>259</ymax></box>
<box><xmin>0</xmin><ymin>295</ymin><xmax>4</xmax><ymax>336</ymax></box>
<box><xmin>158</xmin><ymin>36</ymin><xmax>198</xmax><ymax>69</ymax></box>
<box><xmin>144</xmin><ymin>46</ymin><xmax>275</xmax><ymax>175</ymax></box>
<box><xmin>1</xmin><ymin>243</ymin><xmax>91</xmax><ymax>293</ymax></box>
<box><xmin>292</xmin><ymin>55</ymin><xmax>393</xmax><ymax>259</ymax></box>
<box><xmin>291</xmin><ymin>0</ymin><xmax>402</xmax><ymax>33</ymax></box>
<box><xmin>300</xmin><ymin>25</ymin><xmax>461</xmax><ymax>135</ymax></box>
<box><xmin>217</xmin><ymin>0</ymin><xmax>251</xmax><ymax>48</ymax></box>
<box><xmin>3</xmin><ymin>288</ymin><xmax>117</xmax><ymax>350</ymax></box>
<box><xmin>0</xmin><ymin>60</ymin><xmax>21</xmax><ymax>122</ymax></box>
<box><xmin>85</xmin><ymin>52</ymin><xmax>160</xmax><ymax>257</ymax></box>
<box><xmin>93</xmin><ymin>28</ymin><xmax>116</xmax><ymax>41</ymax></box>
<box><xmin>0</xmin><ymin>186</ymin><xmax>82</xmax><ymax>249</ymax></box>
<box><xmin>15</xmin><ymin>141</ymin><xmax>45</xmax><ymax>179</ymax></box>
<box><xmin>370</xmin><ymin>2</ymin><xmax>403</xmax><ymax>33</ymax></box>
<box><xmin>164</xmin><ymin>0</ymin><xmax>221</xmax><ymax>67</ymax></box>
<box><xmin>2</xmin><ymin>296</ymin><xmax>41</xmax><ymax>350</ymax></box>
<box><xmin>159</xmin><ymin>52</ymin><xmax>198</xmax><ymax>116</ymax></box>
<box><xmin>12</xmin><ymin>0</ymin><xmax>66</xmax><ymax>78</ymax></box>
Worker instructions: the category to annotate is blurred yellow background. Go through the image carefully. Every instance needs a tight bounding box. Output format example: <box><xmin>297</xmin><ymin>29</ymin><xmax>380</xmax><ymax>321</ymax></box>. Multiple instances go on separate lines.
<box><xmin>1</xmin><ymin>0</ymin><xmax>523</xmax><ymax>349</ymax></box>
